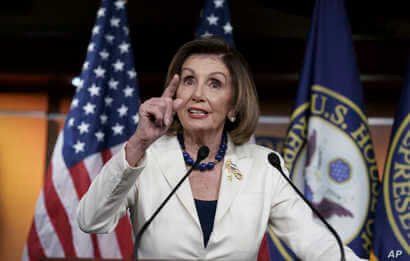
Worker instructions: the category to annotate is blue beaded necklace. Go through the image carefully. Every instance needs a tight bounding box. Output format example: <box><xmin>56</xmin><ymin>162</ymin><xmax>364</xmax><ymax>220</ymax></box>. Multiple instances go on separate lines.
<box><xmin>177</xmin><ymin>132</ymin><xmax>227</xmax><ymax>171</ymax></box>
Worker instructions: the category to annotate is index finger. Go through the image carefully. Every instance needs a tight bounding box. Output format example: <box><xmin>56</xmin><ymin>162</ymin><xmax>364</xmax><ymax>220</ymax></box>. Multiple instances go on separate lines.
<box><xmin>162</xmin><ymin>74</ymin><xmax>179</xmax><ymax>98</ymax></box>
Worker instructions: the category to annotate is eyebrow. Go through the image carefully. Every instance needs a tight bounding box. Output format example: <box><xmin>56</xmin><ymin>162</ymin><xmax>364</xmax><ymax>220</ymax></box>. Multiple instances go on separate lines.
<box><xmin>181</xmin><ymin>67</ymin><xmax>227</xmax><ymax>81</ymax></box>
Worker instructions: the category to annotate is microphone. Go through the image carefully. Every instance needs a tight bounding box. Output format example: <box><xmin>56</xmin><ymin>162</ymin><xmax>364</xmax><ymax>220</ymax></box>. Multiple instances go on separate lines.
<box><xmin>197</xmin><ymin>145</ymin><xmax>210</xmax><ymax>161</ymax></box>
<box><xmin>267</xmin><ymin>153</ymin><xmax>346</xmax><ymax>261</ymax></box>
<box><xmin>133</xmin><ymin>146</ymin><xmax>210</xmax><ymax>260</ymax></box>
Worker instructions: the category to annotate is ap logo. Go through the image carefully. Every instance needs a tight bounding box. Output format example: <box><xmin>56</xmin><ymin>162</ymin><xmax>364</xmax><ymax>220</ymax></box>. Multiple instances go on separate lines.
<box><xmin>387</xmin><ymin>250</ymin><xmax>405</xmax><ymax>259</ymax></box>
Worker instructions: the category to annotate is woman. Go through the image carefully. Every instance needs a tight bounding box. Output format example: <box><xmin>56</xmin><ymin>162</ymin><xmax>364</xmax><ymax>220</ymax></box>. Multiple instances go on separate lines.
<box><xmin>77</xmin><ymin>37</ymin><xmax>361</xmax><ymax>260</ymax></box>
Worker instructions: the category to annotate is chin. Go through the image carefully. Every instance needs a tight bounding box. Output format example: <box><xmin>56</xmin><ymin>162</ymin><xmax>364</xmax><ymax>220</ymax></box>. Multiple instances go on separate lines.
<box><xmin>182</xmin><ymin>123</ymin><xmax>226</xmax><ymax>136</ymax></box>
<box><xmin>183</xmin><ymin>125</ymin><xmax>213</xmax><ymax>133</ymax></box>
<box><xmin>179</xmin><ymin>115</ymin><xmax>225</xmax><ymax>134</ymax></box>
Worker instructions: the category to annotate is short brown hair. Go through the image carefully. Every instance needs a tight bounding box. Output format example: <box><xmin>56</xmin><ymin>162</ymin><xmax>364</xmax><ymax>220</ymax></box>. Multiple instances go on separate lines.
<box><xmin>165</xmin><ymin>37</ymin><xmax>259</xmax><ymax>145</ymax></box>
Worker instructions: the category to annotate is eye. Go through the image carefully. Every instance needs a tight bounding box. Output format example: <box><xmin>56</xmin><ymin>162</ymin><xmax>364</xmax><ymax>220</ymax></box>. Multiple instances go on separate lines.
<box><xmin>209</xmin><ymin>79</ymin><xmax>222</xmax><ymax>89</ymax></box>
<box><xmin>183</xmin><ymin>76</ymin><xmax>195</xmax><ymax>86</ymax></box>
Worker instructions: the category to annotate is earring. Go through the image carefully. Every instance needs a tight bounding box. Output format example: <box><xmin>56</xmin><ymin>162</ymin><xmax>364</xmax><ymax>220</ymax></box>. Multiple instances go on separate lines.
<box><xmin>229</xmin><ymin>116</ymin><xmax>236</xmax><ymax>122</ymax></box>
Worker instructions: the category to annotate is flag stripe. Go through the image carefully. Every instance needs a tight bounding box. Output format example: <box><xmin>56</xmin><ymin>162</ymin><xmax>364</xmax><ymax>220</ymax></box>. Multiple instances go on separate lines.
<box><xmin>84</xmin><ymin>153</ymin><xmax>104</xmax><ymax>181</ymax></box>
<box><xmin>44</xmin><ymin>164</ymin><xmax>77</xmax><ymax>256</ymax></box>
<box><xmin>69</xmin><ymin>161</ymin><xmax>92</xmax><ymax>200</ymax></box>
<box><xmin>22</xmin><ymin>245</ymin><xmax>29</xmax><ymax>261</ymax></box>
<box><xmin>33</xmin><ymin>192</ymin><xmax>65</xmax><ymax>257</ymax></box>
<box><xmin>91</xmin><ymin>234</ymin><xmax>101</xmax><ymax>258</ymax></box>
<box><xmin>27</xmin><ymin>216</ymin><xmax>46</xmax><ymax>259</ymax></box>
<box><xmin>51</xmin><ymin>134</ymin><xmax>94</xmax><ymax>257</ymax></box>
<box><xmin>102</xmin><ymin>147</ymin><xmax>114</xmax><ymax>164</ymax></box>
<box><xmin>115</xmin><ymin>217</ymin><xmax>134</xmax><ymax>259</ymax></box>
<box><xmin>257</xmin><ymin>234</ymin><xmax>270</xmax><ymax>261</ymax></box>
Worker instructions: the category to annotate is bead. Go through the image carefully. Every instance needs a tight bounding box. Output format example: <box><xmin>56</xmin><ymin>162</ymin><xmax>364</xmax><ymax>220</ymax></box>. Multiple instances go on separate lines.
<box><xmin>199</xmin><ymin>163</ymin><xmax>206</xmax><ymax>171</ymax></box>
<box><xmin>186</xmin><ymin>158</ymin><xmax>194</xmax><ymax>165</ymax></box>
<box><xmin>215</xmin><ymin>154</ymin><xmax>223</xmax><ymax>161</ymax></box>
<box><xmin>206</xmin><ymin>162</ymin><xmax>215</xmax><ymax>170</ymax></box>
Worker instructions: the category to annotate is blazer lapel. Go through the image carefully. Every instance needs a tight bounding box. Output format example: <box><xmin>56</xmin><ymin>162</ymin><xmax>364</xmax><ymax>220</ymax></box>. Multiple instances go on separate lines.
<box><xmin>214</xmin><ymin>138</ymin><xmax>253</xmax><ymax>223</ymax></box>
<box><xmin>154</xmin><ymin>136</ymin><xmax>200</xmax><ymax>228</ymax></box>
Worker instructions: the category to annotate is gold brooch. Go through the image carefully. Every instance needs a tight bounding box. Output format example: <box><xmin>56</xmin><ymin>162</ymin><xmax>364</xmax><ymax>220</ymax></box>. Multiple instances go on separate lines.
<box><xmin>225</xmin><ymin>159</ymin><xmax>243</xmax><ymax>181</ymax></box>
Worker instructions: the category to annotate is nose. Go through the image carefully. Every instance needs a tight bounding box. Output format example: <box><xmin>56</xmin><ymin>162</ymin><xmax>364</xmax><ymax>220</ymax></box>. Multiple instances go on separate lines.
<box><xmin>192</xmin><ymin>83</ymin><xmax>205</xmax><ymax>102</ymax></box>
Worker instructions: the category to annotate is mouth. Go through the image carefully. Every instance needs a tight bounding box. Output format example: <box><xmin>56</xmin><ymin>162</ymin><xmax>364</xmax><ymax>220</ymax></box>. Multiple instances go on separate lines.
<box><xmin>187</xmin><ymin>107</ymin><xmax>209</xmax><ymax>118</ymax></box>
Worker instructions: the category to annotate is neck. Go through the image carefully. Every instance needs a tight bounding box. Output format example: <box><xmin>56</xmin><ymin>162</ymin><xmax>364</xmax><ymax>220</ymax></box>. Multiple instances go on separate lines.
<box><xmin>183</xmin><ymin>129</ymin><xmax>224</xmax><ymax>161</ymax></box>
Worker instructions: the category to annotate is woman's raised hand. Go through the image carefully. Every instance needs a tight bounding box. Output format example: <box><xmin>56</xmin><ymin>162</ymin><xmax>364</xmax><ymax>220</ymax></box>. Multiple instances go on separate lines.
<box><xmin>127</xmin><ymin>75</ymin><xmax>183</xmax><ymax>154</ymax></box>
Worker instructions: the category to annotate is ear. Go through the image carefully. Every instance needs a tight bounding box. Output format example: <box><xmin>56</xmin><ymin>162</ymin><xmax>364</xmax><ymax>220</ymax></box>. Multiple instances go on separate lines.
<box><xmin>227</xmin><ymin>109</ymin><xmax>236</xmax><ymax>119</ymax></box>
<box><xmin>227</xmin><ymin>109</ymin><xmax>237</xmax><ymax>123</ymax></box>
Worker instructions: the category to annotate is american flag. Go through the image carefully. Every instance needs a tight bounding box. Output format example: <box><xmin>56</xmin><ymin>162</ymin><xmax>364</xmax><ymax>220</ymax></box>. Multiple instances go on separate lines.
<box><xmin>195</xmin><ymin>0</ymin><xmax>234</xmax><ymax>46</ymax></box>
<box><xmin>24</xmin><ymin>0</ymin><xmax>138</xmax><ymax>259</ymax></box>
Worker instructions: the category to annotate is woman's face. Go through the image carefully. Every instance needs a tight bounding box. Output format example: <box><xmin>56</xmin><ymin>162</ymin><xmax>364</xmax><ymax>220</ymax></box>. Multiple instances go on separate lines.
<box><xmin>176</xmin><ymin>54</ymin><xmax>234</xmax><ymax>135</ymax></box>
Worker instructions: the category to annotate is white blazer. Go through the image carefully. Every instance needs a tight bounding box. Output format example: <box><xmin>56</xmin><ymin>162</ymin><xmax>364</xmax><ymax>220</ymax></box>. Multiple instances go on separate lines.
<box><xmin>77</xmin><ymin>135</ymin><xmax>361</xmax><ymax>260</ymax></box>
